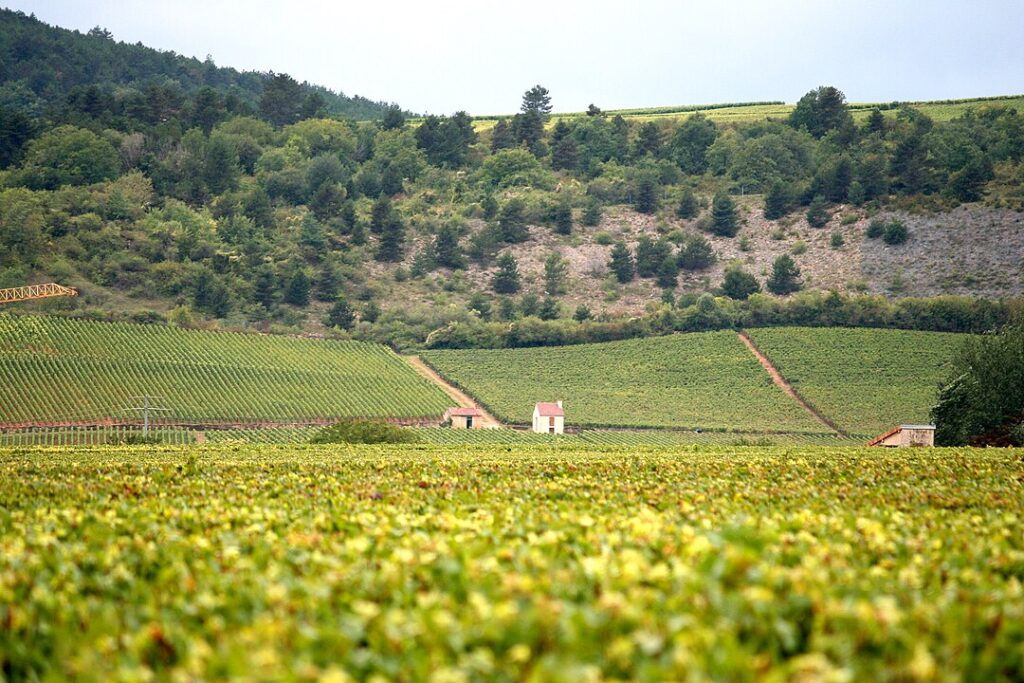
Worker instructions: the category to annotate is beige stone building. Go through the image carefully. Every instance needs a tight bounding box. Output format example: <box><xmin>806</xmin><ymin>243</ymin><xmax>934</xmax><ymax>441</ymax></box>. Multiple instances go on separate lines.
<box><xmin>445</xmin><ymin>407</ymin><xmax>483</xmax><ymax>429</ymax></box>
<box><xmin>867</xmin><ymin>424</ymin><xmax>935</xmax><ymax>447</ymax></box>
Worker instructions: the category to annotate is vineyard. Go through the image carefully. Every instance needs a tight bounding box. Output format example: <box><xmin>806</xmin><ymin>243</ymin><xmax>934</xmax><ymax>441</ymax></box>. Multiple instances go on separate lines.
<box><xmin>470</xmin><ymin>94</ymin><xmax>1024</xmax><ymax>130</ymax></box>
<box><xmin>745</xmin><ymin>327</ymin><xmax>964</xmax><ymax>436</ymax></box>
<box><xmin>2</xmin><ymin>445</ymin><xmax>1022</xmax><ymax>680</ymax></box>
<box><xmin>0</xmin><ymin>425</ymin><xmax>861</xmax><ymax>447</ymax></box>
<box><xmin>0</xmin><ymin>315</ymin><xmax>452</xmax><ymax>425</ymax></box>
<box><xmin>424</xmin><ymin>332</ymin><xmax>832</xmax><ymax>432</ymax></box>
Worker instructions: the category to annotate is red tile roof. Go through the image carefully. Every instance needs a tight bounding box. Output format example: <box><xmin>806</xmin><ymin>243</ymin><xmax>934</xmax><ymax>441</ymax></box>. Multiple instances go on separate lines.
<box><xmin>534</xmin><ymin>402</ymin><xmax>564</xmax><ymax>417</ymax></box>
<box><xmin>448</xmin><ymin>407</ymin><xmax>482</xmax><ymax>417</ymax></box>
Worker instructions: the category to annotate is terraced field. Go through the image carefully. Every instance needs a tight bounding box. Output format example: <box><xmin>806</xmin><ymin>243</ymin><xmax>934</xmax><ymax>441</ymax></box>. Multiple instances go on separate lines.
<box><xmin>424</xmin><ymin>332</ymin><xmax>825</xmax><ymax>432</ymax></box>
<box><xmin>2</xmin><ymin>445</ymin><xmax>1022</xmax><ymax>680</ymax></box>
<box><xmin>0</xmin><ymin>315</ymin><xmax>451</xmax><ymax>424</ymax></box>
<box><xmin>746</xmin><ymin>327</ymin><xmax>964</xmax><ymax>436</ymax></box>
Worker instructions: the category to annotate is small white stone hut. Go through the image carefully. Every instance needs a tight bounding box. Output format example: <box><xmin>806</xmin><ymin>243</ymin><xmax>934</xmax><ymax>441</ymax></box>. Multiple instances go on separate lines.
<box><xmin>532</xmin><ymin>401</ymin><xmax>565</xmax><ymax>434</ymax></box>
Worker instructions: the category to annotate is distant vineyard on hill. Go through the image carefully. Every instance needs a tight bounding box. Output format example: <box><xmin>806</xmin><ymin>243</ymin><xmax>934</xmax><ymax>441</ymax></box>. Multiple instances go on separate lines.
<box><xmin>423</xmin><ymin>332</ymin><xmax>825</xmax><ymax>432</ymax></box>
<box><xmin>745</xmin><ymin>327</ymin><xmax>964</xmax><ymax>436</ymax></box>
<box><xmin>0</xmin><ymin>315</ymin><xmax>451</xmax><ymax>424</ymax></box>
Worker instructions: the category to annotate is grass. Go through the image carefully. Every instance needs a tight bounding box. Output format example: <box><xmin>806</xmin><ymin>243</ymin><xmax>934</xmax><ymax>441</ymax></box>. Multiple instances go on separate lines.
<box><xmin>2</xmin><ymin>445</ymin><xmax>1022</xmax><ymax>680</ymax></box>
<box><xmin>423</xmin><ymin>331</ymin><xmax>825</xmax><ymax>432</ymax></box>
<box><xmin>0</xmin><ymin>315</ymin><xmax>451</xmax><ymax>423</ymax></box>
<box><xmin>745</xmin><ymin>327</ymin><xmax>965</xmax><ymax>436</ymax></box>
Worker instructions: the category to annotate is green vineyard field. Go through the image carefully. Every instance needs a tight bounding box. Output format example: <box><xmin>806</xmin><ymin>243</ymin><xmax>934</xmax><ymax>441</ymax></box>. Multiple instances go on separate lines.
<box><xmin>745</xmin><ymin>327</ymin><xmax>964</xmax><ymax>436</ymax></box>
<box><xmin>0</xmin><ymin>425</ymin><xmax>860</xmax><ymax>447</ymax></box>
<box><xmin>0</xmin><ymin>315</ymin><xmax>451</xmax><ymax>424</ymax></box>
<box><xmin>2</xmin><ymin>445</ymin><xmax>1021</xmax><ymax>680</ymax></box>
<box><xmin>424</xmin><ymin>332</ymin><xmax>831</xmax><ymax>432</ymax></box>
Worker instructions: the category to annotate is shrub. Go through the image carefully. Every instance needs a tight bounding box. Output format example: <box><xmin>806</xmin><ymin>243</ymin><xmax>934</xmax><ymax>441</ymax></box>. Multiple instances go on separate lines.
<box><xmin>677</xmin><ymin>234</ymin><xmax>716</xmax><ymax>271</ymax></box>
<box><xmin>309</xmin><ymin>420</ymin><xmax>419</xmax><ymax>444</ymax></box>
<box><xmin>883</xmin><ymin>220</ymin><xmax>908</xmax><ymax>245</ymax></box>
<box><xmin>594</xmin><ymin>231</ymin><xmax>613</xmax><ymax>245</ymax></box>
<box><xmin>791</xmin><ymin>241</ymin><xmax>808</xmax><ymax>255</ymax></box>
<box><xmin>865</xmin><ymin>219</ymin><xmax>885</xmax><ymax>239</ymax></box>
<box><xmin>721</xmin><ymin>268</ymin><xmax>761</xmax><ymax>300</ymax></box>
<box><xmin>830</xmin><ymin>231</ymin><xmax>844</xmax><ymax>249</ymax></box>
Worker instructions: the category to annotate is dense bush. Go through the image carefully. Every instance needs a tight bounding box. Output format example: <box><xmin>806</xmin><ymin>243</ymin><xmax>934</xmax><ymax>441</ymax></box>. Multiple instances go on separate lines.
<box><xmin>932</xmin><ymin>324</ymin><xmax>1024</xmax><ymax>445</ymax></box>
<box><xmin>309</xmin><ymin>419</ymin><xmax>419</xmax><ymax>444</ymax></box>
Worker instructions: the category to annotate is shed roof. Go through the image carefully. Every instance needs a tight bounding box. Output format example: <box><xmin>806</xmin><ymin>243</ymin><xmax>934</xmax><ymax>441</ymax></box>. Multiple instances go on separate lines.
<box><xmin>448</xmin><ymin>407</ymin><xmax>482</xmax><ymax>417</ymax></box>
<box><xmin>534</xmin><ymin>402</ymin><xmax>564</xmax><ymax>417</ymax></box>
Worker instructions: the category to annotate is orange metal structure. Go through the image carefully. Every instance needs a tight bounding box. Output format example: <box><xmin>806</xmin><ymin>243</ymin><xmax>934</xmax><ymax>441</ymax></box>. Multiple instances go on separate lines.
<box><xmin>0</xmin><ymin>283</ymin><xmax>79</xmax><ymax>305</ymax></box>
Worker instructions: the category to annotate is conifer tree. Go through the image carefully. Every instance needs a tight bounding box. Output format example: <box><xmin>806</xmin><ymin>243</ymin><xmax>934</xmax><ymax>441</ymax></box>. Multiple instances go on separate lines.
<box><xmin>676</xmin><ymin>188</ymin><xmax>698</xmax><ymax>219</ymax></box>
<box><xmin>710</xmin><ymin>192</ymin><xmax>738</xmax><ymax>237</ymax></box>
<box><xmin>491</xmin><ymin>252</ymin><xmax>521</xmax><ymax>294</ymax></box>
<box><xmin>375</xmin><ymin>214</ymin><xmax>405</xmax><ymax>262</ymax></box>
<box><xmin>767</xmin><ymin>255</ymin><xmax>802</xmax><ymax>294</ymax></box>
<box><xmin>608</xmin><ymin>242</ymin><xmax>634</xmax><ymax>283</ymax></box>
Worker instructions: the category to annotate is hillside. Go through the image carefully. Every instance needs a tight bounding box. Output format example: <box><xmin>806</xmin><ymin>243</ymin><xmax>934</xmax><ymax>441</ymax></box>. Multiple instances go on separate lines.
<box><xmin>0</xmin><ymin>12</ymin><xmax>1021</xmax><ymax>347</ymax></box>
<box><xmin>0</xmin><ymin>8</ymin><xmax>394</xmax><ymax>120</ymax></box>
<box><xmin>0</xmin><ymin>315</ymin><xmax>451</xmax><ymax>424</ymax></box>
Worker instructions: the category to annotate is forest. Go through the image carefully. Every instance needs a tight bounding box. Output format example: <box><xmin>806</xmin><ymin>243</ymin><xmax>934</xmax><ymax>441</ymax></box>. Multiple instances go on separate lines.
<box><xmin>2</xmin><ymin>8</ymin><xmax>1023</xmax><ymax>348</ymax></box>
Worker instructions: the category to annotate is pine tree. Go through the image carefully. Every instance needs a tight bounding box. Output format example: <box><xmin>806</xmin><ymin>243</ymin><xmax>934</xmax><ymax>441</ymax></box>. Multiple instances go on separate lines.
<box><xmin>676</xmin><ymin>188</ymin><xmax>698</xmax><ymax>219</ymax></box>
<box><xmin>370</xmin><ymin>196</ymin><xmax>391</xmax><ymax>234</ymax></box>
<box><xmin>806</xmin><ymin>195</ymin><xmax>830</xmax><ymax>228</ymax></box>
<box><xmin>284</xmin><ymin>268</ymin><xmax>311</xmax><ymax>306</ymax></box>
<box><xmin>767</xmin><ymin>255</ymin><xmax>802</xmax><ymax>294</ymax></box>
<box><xmin>538</xmin><ymin>297</ymin><xmax>560</xmax><ymax>320</ymax></box>
<box><xmin>722</xmin><ymin>268</ymin><xmax>761</xmax><ymax>300</ymax></box>
<box><xmin>491</xmin><ymin>252</ymin><xmax>521</xmax><ymax>294</ymax></box>
<box><xmin>635</xmin><ymin>176</ymin><xmax>658</xmax><ymax>214</ymax></box>
<box><xmin>656</xmin><ymin>255</ymin><xmax>678</xmax><ymax>289</ymax></box>
<box><xmin>582</xmin><ymin>196</ymin><xmax>602</xmax><ymax>226</ymax></box>
<box><xmin>316</xmin><ymin>261</ymin><xmax>341</xmax><ymax>302</ymax></box>
<box><xmin>677</xmin><ymin>234</ymin><xmax>716</xmax><ymax>271</ymax></box>
<box><xmin>635</xmin><ymin>237</ymin><xmax>672</xmax><ymax>278</ymax></box>
<box><xmin>325</xmin><ymin>297</ymin><xmax>355</xmax><ymax>330</ymax></box>
<box><xmin>310</xmin><ymin>182</ymin><xmax>345</xmax><ymax>222</ymax></box>
<box><xmin>490</xmin><ymin>119</ymin><xmax>514</xmax><ymax>152</ymax></box>
<box><xmin>554</xmin><ymin>197</ymin><xmax>573</xmax><ymax>235</ymax></box>
<box><xmin>634</xmin><ymin>122</ymin><xmax>662</xmax><ymax>158</ymax></box>
<box><xmin>498</xmin><ymin>198</ymin><xmax>529</xmax><ymax>243</ymax></box>
<box><xmin>573</xmin><ymin>304</ymin><xmax>592</xmax><ymax>322</ymax></box>
<box><xmin>551</xmin><ymin>136</ymin><xmax>579</xmax><ymax>172</ymax></box>
<box><xmin>763</xmin><ymin>181</ymin><xmax>791</xmax><ymax>220</ymax></box>
<box><xmin>608</xmin><ymin>242</ymin><xmax>634</xmax><ymax>283</ymax></box>
<box><xmin>434</xmin><ymin>224</ymin><xmax>466</xmax><ymax>269</ymax></box>
<box><xmin>544</xmin><ymin>252</ymin><xmax>568</xmax><ymax>295</ymax></box>
<box><xmin>375</xmin><ymin>214</ymin><xmax>406</xmax><ymax>262</ymax></box>
<box><xmin>711</xmin><ymin>192</ymin><xmax>738</xmax><ymax>237</ymax></box>
<box><xmin>252</xmin><ymin>266</ymin><xmax>277</xmax><ymax>309</ymax></box>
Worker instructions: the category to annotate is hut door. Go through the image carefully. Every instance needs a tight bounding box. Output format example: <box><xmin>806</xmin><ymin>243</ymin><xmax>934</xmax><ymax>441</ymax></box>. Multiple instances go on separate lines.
<box><xmin>549</xmin><ymin>416</ymin><xmax>555</xmax><ymax>433</ymax></box>
<box><xmin>466</xmin><ymin>416</ymin><xmax>473</xmax><ymax>429</ymax></box>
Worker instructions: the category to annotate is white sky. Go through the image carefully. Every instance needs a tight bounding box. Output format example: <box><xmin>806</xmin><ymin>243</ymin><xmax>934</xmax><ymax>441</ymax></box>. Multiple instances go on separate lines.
<box><xmin>8</xmin><ymin>0</ymin><xmax>1024</xmax><ymax>114</ymax></box>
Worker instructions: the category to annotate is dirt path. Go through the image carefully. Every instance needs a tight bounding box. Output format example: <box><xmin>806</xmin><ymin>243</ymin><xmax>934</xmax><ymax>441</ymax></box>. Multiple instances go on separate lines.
<box><xmin>404</xmin><ymin>356</ymin><xmax>503</xmax><ymax>429</ymax></box>
<box><xmin>736</xmin><ymin>331</ymin><xmax>846</xmax><ymax>436</ymax></box>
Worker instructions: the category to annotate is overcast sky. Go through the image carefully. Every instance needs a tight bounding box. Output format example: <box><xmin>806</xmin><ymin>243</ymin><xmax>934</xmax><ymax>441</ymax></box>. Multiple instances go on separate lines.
<box><xmin>8</xmin><ymin>0</ymin><xmax>1024</xmax><ymax>114</ymax></box>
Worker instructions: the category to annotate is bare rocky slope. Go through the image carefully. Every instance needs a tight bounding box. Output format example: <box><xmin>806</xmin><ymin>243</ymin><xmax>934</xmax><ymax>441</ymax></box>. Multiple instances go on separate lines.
<box><xmin>367</xmin><ymin>200</ymin><xmax>1024</xmax><ymax>319</ymax></box>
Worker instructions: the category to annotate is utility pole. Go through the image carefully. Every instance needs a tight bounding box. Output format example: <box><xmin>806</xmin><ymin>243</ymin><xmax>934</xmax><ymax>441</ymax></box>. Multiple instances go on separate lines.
<box><xmin>123</xmin><ymin>396</ymin><xmax>171</xmax><ymax>438</ymax></box>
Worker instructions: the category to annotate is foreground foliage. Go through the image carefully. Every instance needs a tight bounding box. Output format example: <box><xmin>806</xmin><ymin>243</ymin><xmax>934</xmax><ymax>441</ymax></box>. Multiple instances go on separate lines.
<box><xmin>1</xmin><ymin>445</ymin><xmax>1022</xmax><ymax>681</ymax></box>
